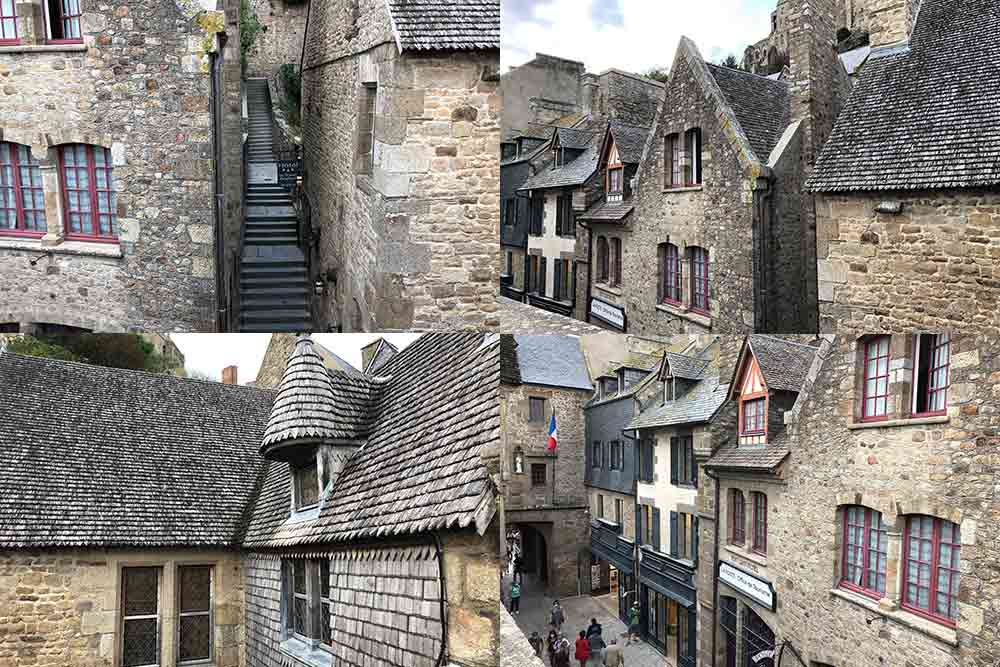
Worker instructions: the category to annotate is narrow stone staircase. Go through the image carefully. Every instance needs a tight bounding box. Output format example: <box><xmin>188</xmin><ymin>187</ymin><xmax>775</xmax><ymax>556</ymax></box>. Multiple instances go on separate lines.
<box><xmin>239</xmin><ymin>78</ymin><xmax>312</xmax><ymax>333</ymax></box>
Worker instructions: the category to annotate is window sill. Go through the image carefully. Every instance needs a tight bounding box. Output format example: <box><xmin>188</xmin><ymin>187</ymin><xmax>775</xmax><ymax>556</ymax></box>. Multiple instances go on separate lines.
<box><xmin>0</xmin><ymin>43</ymin><xmax>88</xmax><ymax>54</ymax></box>
<box><xmin>847</xmin><ymin>415</ymin><xmax>949</xmax><ymax>430</ymax></box>
<box><xmin>662</xmin><ymin>185</ymin><xmax>704</xmax><ymax>194</ymax></box>
<box><xmin>279</xmin><ymin>638</ymin><xmax>333</xmax><ymax>667</ymax></box>
<box><xmin>656</xmin><ymin>303</ymin><xmax>711</xmax><ymax>328</ymax></box>
<box><xmin>594</xmin><ymin>283</ymin><xmax>622</xmax><ymax>297</ymax></box>
<box><xmin>723</xmin><ymin>544</ymin><xmax>767</xmax><ymax>568</ymax></box>
<box><xmin>828</xmin><ymin>588</ymin><xmax>958</xmax><ymax>647</ymax></box>
<box><xmin>0</xmin><ymin>236</ymin><xmax>123</xmax><ymax>259</ymax></box>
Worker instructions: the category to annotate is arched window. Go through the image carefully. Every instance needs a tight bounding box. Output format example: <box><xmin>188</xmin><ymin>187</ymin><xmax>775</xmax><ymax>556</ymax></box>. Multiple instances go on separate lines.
<box><xmin>1</xmin><ymin>142</ymin><xmax>46</xmax><ymax>236</ymax></box>
<box><xmin>840</xmin><ymin>506</ymin><xmax>887</xmax><ymax>598</ymax></box>
<box><xmin>513</xmin><ymin>447</ymin><xmax>524</xmax><ymax>475</ymax></box>
<box><xmin>610</xmin><ymin>237</ymin><xmax>621</xmax><ymax>287</ymax></box>
<box><xmin>689</xmin><ymin>246</ymin><xmax>709</xmax><ymax>313</ymax></box>
<box><xmin>659</xmin><ymin>243</ymin><xmax>681</xmax><ymax>305</ymax></box>
<box><xmin>59</xmin><ymin>144</ymin><xmax>117</xmax><ymax>241</ymax></box>
<box><xmin>596</xmin><ymin>236</ymin><xmax>609</xmax><ymax>283</ymax></box>
<box><xmin>902</xmin><ymin>515</ymin><xmax>960</xmax><ymax>624</ymax></box>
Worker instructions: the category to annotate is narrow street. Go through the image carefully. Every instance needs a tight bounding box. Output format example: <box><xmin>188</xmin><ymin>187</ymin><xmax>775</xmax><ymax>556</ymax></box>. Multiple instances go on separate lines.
<box><xmin>504</xmin><ymin>573</ymin><xmax>668</xmax><ymax>667</ymax></box>
<box><xmin>239</xmin><ymin>78</ymin><xmax>312</xmax><ymax>332</ymax></box>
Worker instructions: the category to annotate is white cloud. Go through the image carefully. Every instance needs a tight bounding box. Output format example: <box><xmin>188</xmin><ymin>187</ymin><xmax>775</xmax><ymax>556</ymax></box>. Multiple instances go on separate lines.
<box><xmin>502</xmin><ymin>0</ymin><xmax>773</xmax><ymax>75</ymax></box>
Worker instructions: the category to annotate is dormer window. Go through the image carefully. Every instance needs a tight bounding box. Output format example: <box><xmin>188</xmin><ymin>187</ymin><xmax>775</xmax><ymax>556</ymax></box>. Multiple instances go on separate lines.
<box><xmin>663</xmin><ymin>377</ymin><xmax>674</xmax><ymax>403</ymax></box>
<box><xmin>742</xmin><ymin>397</ymin><xmax>765</xmax><ymax>435</ymax></box>
<box><xmin>608</xmin><ymin>167</ymin><xmax>623</xmax><ymax>197</ymax></box>
<box><xmin>601</xmin><ymin>376</ymin><xmax>619</xmax><ymax>397</ymax></box>
<box><xmin>737</xmin><ymin>353</ymin><xmax>768</xmax><ymax>445</ymax></box>
<box><xmin>292</xmin><ymin>459</ymin><xmax>320</xmax><ymax>511</ymax></box>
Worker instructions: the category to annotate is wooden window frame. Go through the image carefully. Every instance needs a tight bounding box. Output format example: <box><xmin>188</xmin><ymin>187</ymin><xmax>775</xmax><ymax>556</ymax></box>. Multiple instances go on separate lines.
<box><xmin>45</xmin><ymin>0</ymin><xmax>84</xmax><ymax>44</ymax></box>
<box><xmin>610</xmin><ymin>237</ymin><xmax>622</xmax><ymax>287</ymax></box>
<box><xmin>318</xmin><ymin>559</ymin><xmax>333</xmax><ymax>649</ymax></box>
<box><xmin>689</xmin><ymin>246</ymin><xmax>710</xmax><ymax>314</ymax></box>
<box><xmin>0</xmin><ymin>0</ymin><xmax>18</xmax><ymax>45</ymax></box>
<box><xmin>607</xmin><ymin>165</ymin><xmax>623</xmax><ymax>196</ymax></box>
<box><xmin>177</xmin><ymin>565</ymin><xmax>213</xmax><ymax>665</ymax></box>
<box><xmin>528</xmin><ymin>396</ymin><xmax>545</xmax><ymax>422</ymax></box>
<box><xmin>840</xmin><ymin>507</ymin><xmax>887</xmax><ymax>599</ymax></box>
<box><xmin>661</xmin><ymin>243</ymin><xmax>682</xmax><ymax>305</ymax></box>
<box><xmin>610</xmin><ymin>440</ymin><xmax>622</xmax><ymax>470</ymax></box>
<box><xmin>901</xmin><ymin>516</ymin><xmax>960</xmax><ymax>626</ymax></box>
<box><xmin>684</xmin><ymin>128</ymin><xmax>703</xmax><ymax>186</ymax></box>
<box><xmin>528</xmin><ymin>197</ymin><xmax>543</xmax><ymax>236</ymax></box>
<box><xmin>739</xmin><ymin>396</ymin><xmax>767</xmax><ymax>437</ymax></box>
<box><xmin>556</xmin><ymin>194</ymin><xmax>575</xmax><ymax>237</ymax></box>
<box><xmin>596</xmin><ymin>236</ymin><xmax>609</xmax><ymax>283</ymax></box>
<box><xmin>59</xmin><ymin>144</ymin><xmax>118</xmax><ymax>243</ymax></box>
<box><xmin>0</xmin><ymin>142</ymin><xmax>46</xmax><ymax>238</ymax></box>
<box><xmin>665</xmin><ymin>133</ymin><xmax>681</xmax><ymax>188</ymax></box>
<box><xmin>912</xmin><ymin>333</ymin><xmax>950</xmax><ymax>417</ymax></box>
<box><xmin>671</xmin><ymin>436</ymin><xmax>697</xmax><ymax>487</ymax></box>
<box><xmin>292</xmin><ymin>460</ymin><xmax>320</xmax><ymax>512</ymax></box>
<box><xmin>530</xmin><ymin>463</ymin><xmax>547</xmax><ymax>487</ymax></box>
<box><xmin>730</xmin><ymin>490</ymin><xmax>745</xmax><ymax>546</ymax></box>
<box><xmin>861</xmin><ymin>336</ymin><xmax>891</xmax><ymax>422</ymax></box>
<box><xmin>751</xmin><ymin>492</ymin><xmax>767</xmax><ymax>556</ymax></box>
<box><xmin>121</xmin><ymin>566</ymin><xmax>162</xmax><ymax>667</ymax></box>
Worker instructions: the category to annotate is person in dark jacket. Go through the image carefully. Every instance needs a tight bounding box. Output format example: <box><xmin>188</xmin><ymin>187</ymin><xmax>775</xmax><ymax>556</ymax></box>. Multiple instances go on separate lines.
<box><xmin>547</xmin><ymin>628</ymin><xmax>560</xmax><ymax>664</ymax></box>
<box><xmin>553</xmin><ymin>633</ymin><xmax>571</xmax><ymax>667</ymax></box>
<box><xmin>586</xmin><ymin>631</ymin><xmax>606</xmax><ymax>666</ymax></box>
<box><xmin>528</xmin><ymin>631</ymin><xmax>543</xmax><ymax>657</ymax></box>
<box><xmin>585</xmin><ymin>618</ymin><xmax>602</xmax><ymax>638</ymax></box>
<box><xmin>574</xmin><ymin>630</ymin><xmax>590</xmax><ymax>667</ymax></box>
<box><xmin>550</xmin><ymin>599</ymin><xmax>565</xmax><ymax>631</ymax></box>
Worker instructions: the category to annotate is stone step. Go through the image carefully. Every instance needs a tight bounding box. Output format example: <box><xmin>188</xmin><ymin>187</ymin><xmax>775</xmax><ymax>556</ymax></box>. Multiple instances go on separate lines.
<box><xmin>240</xmin><ymin>322</ymin><xmax>312</xmax><ymax>333</ymax></box>
<box><xmin>244</xmin><ymin>236</ymin><xmax>298</xmax><ymax>245</ymax></box>
<box><xmin>242</xmin><ymin>285</ymin><xmax>309</xmax><ymax>298</ymax></box>
<box><xmin>241</xmin><ymin>309</ymin><xmax>312</xmax><ymax>323</ymax></box>
<box><xmin>240</xmin><ymin>276</ymin><xmax>309</xmax><ymax>290</ymax></box>
<box><xmin>241</xmin><ymin>296</ymin><xmax>310</xmax><ymax>311</ymax></box>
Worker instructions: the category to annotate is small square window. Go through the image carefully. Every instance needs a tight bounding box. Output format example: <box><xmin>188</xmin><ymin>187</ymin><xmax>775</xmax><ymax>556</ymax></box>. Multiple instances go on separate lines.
<box><xmin>528</xmin><ymin>397</ymin><xmax>545</xmax><ymax>422</ymax></box>
<box><xmin>531</xmin><ymin>463</ymin><xmax>546</xmax><ymax>487</ymax></box>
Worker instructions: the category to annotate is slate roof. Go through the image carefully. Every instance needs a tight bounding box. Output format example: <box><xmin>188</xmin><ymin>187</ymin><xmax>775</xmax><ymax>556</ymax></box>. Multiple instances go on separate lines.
<box><xmin>662</xmin><ymin>351</ymin><xmax>712</xmax><ymax>380</ymax></box>
<box><xmin>243</xmin><ymin>333</ymin><xmax>498</xmax><ymax>547</ymax></box>
<box><xmin>743</xmin><ymin>335</ymin><xmax>819</xmax><ymax>393</ymax></box>
<box><xmin>839</xmin><ymin>45</ymin><xmax>871</xmax><ymax>76</ymax></box>
<box><xmin>519</xmin><ymin>143</ymin><xmax>601</xmax><ymax>190</ymax></box>
<box><xmin>0</xmin><ymin>352</ymin><xmax>273</xmax><ymax>549</ymax></box>
<box><xmin>577</xmin><ymin>197</ymin><xmax>634</xmax><ymax>223</ymax></box>
<box><xmin>626</xmin><ymin>378</ymin><xmax>730</xmax><ymax>430</ymax></box>
<box><xmin>808</xmin><ymin>0</ymin><xmax>1000</xmax><ymax>192</ymax></box>
<box><xmin>507</xmin><ymin>335</ymin><xmax>592</xmax><ymax>391</ymax></box>
<box><xmin>387</xmin><ymin>0</ymin><xmax>499</xmax><ymax>51</ymax></box>
<box><xmin>707</xmin><ymin>63</ymin><xmax>791</xmax><ymax>161</ymax></box>
<box><xmin>608</xmin><ymin>121</ymin><xmax>651</xmax><ymax>163</ymax></box>
<box><xmin>500</xmin><ymin>334</ymin><xmax>522</xmax><ymax>385</ymax></box>
<box><xmin>705</xmin><ymin>441</ymin><xmax>790</xmax><ymax>472</ymax></box>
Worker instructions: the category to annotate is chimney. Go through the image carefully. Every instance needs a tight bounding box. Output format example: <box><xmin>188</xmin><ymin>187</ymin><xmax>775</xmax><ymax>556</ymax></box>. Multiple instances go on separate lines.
<box><xmin>580</xmin><ymin>73</ymin><xmax>599</xmax><ymax>116</ymax></box>
<box><xmin>222</xmin><ymin>365</ymin><xmax>238</xmax><ymax>385</ymax></box>
<box><xmin>868</xmin><ymin>0</ymin><xmax>922</xmax><ymax>48</ymax></box>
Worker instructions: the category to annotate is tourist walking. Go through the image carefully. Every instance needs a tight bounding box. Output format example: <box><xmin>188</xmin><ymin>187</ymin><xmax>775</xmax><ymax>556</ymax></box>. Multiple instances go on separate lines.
<box><xmin>509</xmin><ymin>580</ymin><xmax>521</xmax><ymax>613</ymax></box>
<box><xmin>547</xmin><ymin>628</ymin><xmax>560</xmax><ymax>664</ymax></box>
<box><xmin>553</xmin><ymin>633</ymin><xmax>571</xmax><ymax>667</ymax></box>
<box><xmin>574</xmin><ymin>631</ymin><xmax>590</xmax><ymax>667</ymax></box>
<box><xmin>528</xmin><ymin>631</ymin><xmax>543</xmax><ymax>657</ymax></box>
<box><xmin>551</xmin><ymin>599</ymin><xmax>565</xmax><ymax>631</ymax></box>
<box><xmin>586</xmin><ymin>630</ymin><xmax>606</xmax><ymax>667</ymax></box>
<box><xmin>604</xmin><ymin>638</ymin><xmax>625</xmax><ymax>667</ymax></box>
<box><xmin>626</xmin><ymin>602</ymin><xmax>641</xmax><ymax>645</ymax></box>
<box><xmin>585</xmin><ymin>617</ymin><xmax>602</xmax><ymax>639</ymax></box>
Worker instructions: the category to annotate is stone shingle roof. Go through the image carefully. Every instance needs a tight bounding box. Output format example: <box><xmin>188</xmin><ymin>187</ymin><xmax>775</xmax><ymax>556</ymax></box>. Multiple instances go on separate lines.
<box><xmin>662</xmin><ymin>351</ymin><xmax>712</xmax><ymax>380</ymax></box>
<box><xmin>519</xmin><ymin>143</ymin><xmax>600</xmax><ymax>190</ymax></box>
<box><xmin>626</xmin><ymin>378</ymin><xmax>730</xmax><ymax>430</ymax></box>
<box><xmin>577</xmin><ymin>197</ymin><xmax>634</xmax><ymax>223</ymax></box>
<box><xmin>808</xmin><ymin>0</ymin><xmax>1000</xmax><ymax>192</ymax></box>
<box><xmin>387</xmin><ymin>0</ymin><xmax>499</xmax><ymax>51</ymax></box>
<box><xmin>557</xmin><ymin>127</ymin><xmax>598</xmax><ymax>150</ymax></box>
<box><xmin>243</xmin><ymin>333</ymin><xmax>498</xmax><ymax>546</ymax></box>
<box><xmin>705</xmin><ymin>442</ymin><xmax>790</xmax><ymax>472</ymax></box>
<box><xmin>609</xmin><ymin>121</ymin><xmax>651</xmax><ymax>163</ymax></box>
<box><xmin>744</xmin><ymin>335</ymin><xmax>819</xmax><ymax>393</ymax></box>
<box><xmin>506</xmin><ymin>335</ymin><xmax>592</xmax><ymax>391</ymax></box>
<box><xmin>706</xmin><ymin>63</ymin><xmax>790</xmax><ymax>161</ymax></box>
<box><xmin>0</xmin><ymin>352</ymin><xmax>273</xmax><ymax>548</ymax></box>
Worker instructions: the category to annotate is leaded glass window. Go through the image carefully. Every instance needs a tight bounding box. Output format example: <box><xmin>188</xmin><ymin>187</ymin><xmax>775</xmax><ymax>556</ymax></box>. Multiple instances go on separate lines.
<box><xmin>178</xmin><ymin>566</ymin><xmax>212</xmax><ymax>663</ymax></box>
<box><xmin>122</xmin><ymin>567</ymin><xmax>161</xmax><ymax>667</ymax></box>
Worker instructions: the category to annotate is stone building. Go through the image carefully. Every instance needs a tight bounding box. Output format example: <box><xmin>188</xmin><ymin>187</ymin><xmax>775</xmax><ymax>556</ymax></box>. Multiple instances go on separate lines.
<box><xmin>243</xmin><ymin>0</ymin><xmax>307</xmax><ymax>81</ymax></box>
<box><xmin>612</xmin><ymin>0</ymin><xmax>849</xmax><ymax>336</ymax></box>
<box><xmin>0</xmin><ymin>0</ymin><xmax>243</xmax><ymax>332</ymax></box>
<box><xmin>500</xmin><ymin>334</ymin><xmax>593</xmax><ymax>598</ymax></box>
<box><xmin>298</xmin><ymin>0</ymin><xmax>500</xmax><ymax>331</ymax></box>
<box><xmin>807</xmin><ymin>0</ymin><xmax>1000</xmax><ymax>333</ymax></box>
<box><xmin>0</xmin><ymin>332</ymin><xmax>502</xmax><ymax>667</ymax></box>
<box><xmin>699</xmin><ymin>333</ymin><xmax>999</xmax><ymax>667</ymax></box>
<box><xmin>500</xmin><ymin>53</ymin><xmax>586</xmax><ymax>150</ymax></box>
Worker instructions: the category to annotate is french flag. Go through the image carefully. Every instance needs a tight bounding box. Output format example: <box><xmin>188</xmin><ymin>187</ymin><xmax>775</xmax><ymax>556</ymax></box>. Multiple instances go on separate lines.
<box><xmin>547</xmin><ymin>413</ymin><xmax>558</xmax><ymax>451</ymax></box>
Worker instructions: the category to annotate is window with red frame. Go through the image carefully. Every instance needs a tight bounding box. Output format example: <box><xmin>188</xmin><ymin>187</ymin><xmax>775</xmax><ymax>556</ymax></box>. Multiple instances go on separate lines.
<box><xmin>741</xmin><ymin>397</ymin><xmax>766</xmax><ymax>435</ymax></box>
<box><xmin>608</xmin><ymin>166</ymin><xmax>623</xmax><ymax>195</ymax></box>
<box><xmin>903</xmin><ymin>515</ymin><xmax>960</xmax><ymax>624</ymax></box>
<box><xmin>862</xmin><ymin>336</ymin><xmax>890</xmax><ymax>420</ymax></box>
<box><xmin>60</xmin><ymin>144</ymin><xmax>118</xmax><ymax>241</ymax></box>
<box><xmin>0</xmin><ymin>0</ymin><xmax>18</xmax><ymax>43</ymax></box>
<box><xmin>610</xmin><ymin>238</ymin><xmax>622</xmax><ymax>287</ymax></box>
<box><xmin>46</xmin><ymin>0</ymin><xmax>83</xmax><ymax>42</ymax></box>
<box><xmin>690</xmin><ymin>246</ymin><xmax>709</xmax><ymax>313</ymax></box>
<box><xmin>841</xmin><ymin>506</ymin><xmax>887</xmax><ymax>598</ymax></box>
<box><xmin>1</xmin><ymin>143</ymin><xmax>47</xmax><ymax>236</ymax></box>
<box><xmin>684</xmin><ymin>128</ymin><xmax>702</xmax><ymax>186</ymax></box>
<box><xmin>660</xmin><ymin>243</ymin><xmax>681</xmax><ymax>304</ymax></box>
<box><xmin>913</xmin><ymin>333</ymin><xmax>950</xmax><ymax>416</ymax></box>
<box><xmin>730</xmin><ymin>490</ymin><xmax>745</xmax><ymax>546</ymax></box>
<box><xmin>665</xmin><ymin>133</ymin><xmax>681</xmax><ymax>188</ymax></box>
<box><xmin>751</xmin><ymin>492</ymin><xmax>767</xmax><ymax>555</ymax></box>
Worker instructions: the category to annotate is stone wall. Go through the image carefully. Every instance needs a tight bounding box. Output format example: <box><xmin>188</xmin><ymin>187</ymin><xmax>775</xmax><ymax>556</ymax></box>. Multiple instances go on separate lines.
<box><xmin>500</xmin><ymin>53</ymin><xmax>584</xmax><ymax>140</ymax></box>
<box><xmin>0</xmin><ymin>548</ymin><xmax>243</xmax><ymax>667</ymax></box>
<box><xmin>0</xmin><ymin>0</ymin><xmax>233</xmax><ymax>331</ymax></box>
<box><xmin>245</xmin><ymin>0</ymin><xmax>307</xmax><ymax>80</ymax></box>
<box><xmin>590</xmin><ymin>69</ymin><xmax>663</xmax><ymax>128</ymax></box>
<box><xmin>300</xmin><ymin>0</ymin><xmax>499</xmax><ymax>331</ymax></box>
<box><xmin>815</xmin><ymin>190</ymin><xmax>1000</xmax><ymax>333</ymax></box>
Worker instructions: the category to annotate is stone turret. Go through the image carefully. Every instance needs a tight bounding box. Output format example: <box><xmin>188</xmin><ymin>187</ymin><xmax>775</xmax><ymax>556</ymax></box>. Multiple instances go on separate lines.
<box><xmin>260</xmin><ymin>336</ymin><xmax>364</xmax><ymax>488</ymax></box>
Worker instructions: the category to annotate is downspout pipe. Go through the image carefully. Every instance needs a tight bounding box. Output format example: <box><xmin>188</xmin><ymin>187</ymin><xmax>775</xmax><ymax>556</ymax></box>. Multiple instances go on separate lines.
<box><xmin>706</xmin><ymin>467</ymin><xmax>721</xmax><ymax>667</ymax></box>
<box><xmin>208</xmin><ymin>44</ymin><xmax>226</xmax><ymax>331</ymax></box>
<box><xmin>430</xmin><ymin>532</ymin><xmax>450</xmax><ymax>667</ymax></box>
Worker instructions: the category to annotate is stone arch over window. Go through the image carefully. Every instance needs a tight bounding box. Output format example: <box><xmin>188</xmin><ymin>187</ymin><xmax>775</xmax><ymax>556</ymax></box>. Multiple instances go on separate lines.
<box><xmin>46</xmin><ymin>131</ymin><xmax>114</xmax><ymax>152</ymax></box>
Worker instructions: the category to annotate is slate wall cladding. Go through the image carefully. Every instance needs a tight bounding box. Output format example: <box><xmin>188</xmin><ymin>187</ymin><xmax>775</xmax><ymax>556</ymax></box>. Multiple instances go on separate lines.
<box><xmin>815</xmin><ymin>190</ymin><xmax>1000</xmax><ymax>333</ymax></box>
<box><xmin>245</xmin><ymin>0</ymin><xmax>307</xmax><ymax>80</ymax></box>
<box><xmin>623</xmin><ymin>52</ymin><xmax>756</xmax><ymax>335</ymax></box>
<box><xmin>696</xmin><ymin>335</ymin><xmax>1000</xmax><ymax>667</ymax></box>
<box><xmin>300</xmin><ymin>0</ymin><xmax>499</xmax><ymax>331</ymax></box>
<box><xmin>0</xmin><ymin>0</ymin><xmax>234</xmax><ymax>331</ymax></box>
<box><xmin>0</xmin><ymin>549</ymin><xmax>243</xmax><ymax>667</ymax></box>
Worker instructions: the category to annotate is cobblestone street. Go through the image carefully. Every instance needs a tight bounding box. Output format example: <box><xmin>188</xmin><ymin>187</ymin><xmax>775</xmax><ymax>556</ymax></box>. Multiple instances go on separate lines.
<box><xmin>504</xmin><ymin>574</ymin><xmax>669</xmax><ymax>667</ymax></box>
<box><xmin>498</xmin><ymin>297</ymin><xmax>608</xmax><ymax>334</ymax></box>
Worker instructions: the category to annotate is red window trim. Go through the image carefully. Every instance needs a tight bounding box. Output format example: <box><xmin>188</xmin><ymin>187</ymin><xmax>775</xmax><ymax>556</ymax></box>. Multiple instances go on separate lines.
<box><xmin>0</xmin><ymin>0</ymin><xmax>19</xmax><ymax>45</ymax></box>
<box><xmin>839</xmin><ymin>506</ymin><xmax>886</xmax><ymax>600</ymax></box>
<box><xmin>0</xmin><ymin>142</ymin><xmax>46</xmax><ymax>239</ymax></box>
<box><xmin>58</xmin><ymin>144</ymin><xmax>119</xmax><ymax>243</ymax></box>
<box><xmin>45</xmin><ymin>0</ymin><xmax>84</xmax><ymax>44</ymax></box>
<box><xmin>661</xmin><ymin>243</ymin><xmax>682</xmax><ymax>306</ymax></box>
<box><xmin>607</xmin><ymin>164</ymin><xmax>624</xmax><ymax>195</ymax></box>
<box><xmin>730</xmin><ymin>489</ymin><xmax>745</xmax><ymax>546</ymax></box>
<box><xmin>665</xmin><ymin>133</ymin><xmax>681</xmax><ymax>189</ymax></box>
<box><xmin>912</xmin><ymin>334</ymin><xmax>950</xmax><ymax>418</ymax></box>
<box><xmin>684</xmin><ymin>128</ymin><xmax>702</xmax><ymax>187</ymax></box>
<box><xmin>690</xmin><ymin>247</ymin><xmax>710</xmax><ymax>315</ymax></box>
<box><xmin>751</xmin><ymin>492</ymin><xmax>767</xmax><ymax>556</ymax></box>
<box><xmin>900</xmin><ymin>516</ymin><xmax>960</xmax><ymax>627</ymax></box>
<box><xmin>738</xmin><ymin>394</ymin><xmax>768</xmax><ymax>437</ymax></box>
<box><xmin>861</xmin><ymin>336</ymin><xmax>891</xmax><ymax>422</ymax></box>
<box><xmin>596</xmin><ymin>236</ymin><xmax>609</xmax><ymax>283</ymax></box>
<box><xmin>610</xmin><ymin>237</ymin><xmax>621</xmax><ymax>287</ymax></box>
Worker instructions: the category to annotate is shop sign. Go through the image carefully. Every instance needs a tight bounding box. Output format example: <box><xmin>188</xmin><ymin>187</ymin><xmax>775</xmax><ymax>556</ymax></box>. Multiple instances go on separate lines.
<box><xmin>590</xmin><ymin>297</ymin><xmax>626</xmax><ymax>331</ymax></box>
<box><xmin>718</xmin><ymin>561</ymin><xmax>776</xmax><ymax>611</ymax></box>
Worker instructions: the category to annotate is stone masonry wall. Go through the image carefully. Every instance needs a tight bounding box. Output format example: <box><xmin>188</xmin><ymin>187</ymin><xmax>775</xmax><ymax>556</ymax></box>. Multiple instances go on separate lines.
<box><xmin>499</xmin><ymin>53</ymin><xmax>584</xmax><ymax>140</ymax></box>
<box><xmin>624</xmin><ymin>50</ymin><xmax>756</xmax><ymax>335</ymax></box>
<box><xmin>245</xmin><ymin>0</ymin><xmax>307</xmax><ymax>80</ymax></box>
<box><xmin>0</xmin><ymin>0</ymin><xmax>227</xmax><ymax>331</ymax></box>
<box><xmin>300</xmin><ymin>0</ymin><xmax>499</xmax><ymax>331</ymax></box>
<box><xmin>0</xmin><ymin>548</ymin><xmax>243</xmax><ymax>667</ymax></box>
<box><xmin>816</xmin><ymin>189</ymin><xmax>1000</xmax><ymax>333</ymax></box>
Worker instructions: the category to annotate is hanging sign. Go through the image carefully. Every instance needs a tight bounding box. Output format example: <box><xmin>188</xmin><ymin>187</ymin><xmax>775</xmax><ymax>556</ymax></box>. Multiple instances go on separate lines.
<box><xmin>277</xmin><ymin>159</ymin><xmax>302</xmax><ymax>188</ymax></box>
<box><xmin>590</xmin><ymin>297</ymin><xmax>626</xmax><ymax>331</ymax></box>
<box><xmin>718</xmin><ymin>561</ymin><xmax>776</xmax><ymax>611</ymax></box>
<box><xmin>752</xmin><ymin>649</ymin><xmax>775</xmax><ymax>664</ymax></box>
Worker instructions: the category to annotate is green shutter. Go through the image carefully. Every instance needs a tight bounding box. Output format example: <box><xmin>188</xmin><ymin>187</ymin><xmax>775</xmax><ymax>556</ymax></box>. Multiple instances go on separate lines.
<box><xmin>670</xmin><ymin>437</ymin><xmax>679</xmax><ymax>485</ymax></box>
<box><xmin>653</xmin><ymin>507</ymin><xmax>661</xmax><ymax>552</ymax></box>
<box><xmin>669</xmin><ymin>510</ymin><xmax>677</xmax><ymax>557</ymax></box>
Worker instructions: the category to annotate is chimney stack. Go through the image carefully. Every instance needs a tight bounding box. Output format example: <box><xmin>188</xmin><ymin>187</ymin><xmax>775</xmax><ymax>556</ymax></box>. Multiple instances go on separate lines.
<box><xmin>222</xmin><ymin>365</ymin><xmax>238</xmax><ymax>385</ymax></box>
<box><xmin>868</xmin><ymin>0</ymin><xmax>922</xmax><ymax>48</ymax></box>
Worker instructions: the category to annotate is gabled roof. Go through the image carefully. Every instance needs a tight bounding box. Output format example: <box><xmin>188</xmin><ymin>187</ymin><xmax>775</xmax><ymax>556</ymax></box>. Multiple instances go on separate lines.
<box><xmin>808</xmin><ymin>0</ymin><xmax>1000</xmax><ymax>192</ymax></box>
<box><xmin>501</xmin><ymin>335</ymin><xmax>592</xmax><ymax>391</ymax></box>
<box><xmin>0</xmin><ymin>352</ymin><xmax>273</xmax><ymax>549</ymax></box>
<box><xmin>704</xmin><ymin>441</ymin><xmax>790</xmax><ymax>472</ymax></box>
<box><xmin>706</xmin><ymin>63</ymin><xmax>790</xmax><ymax>162</ymax></box>
<box><xmin>626</xmin><ymin>377</ymin><xmax>730</xmax><ymax>430</ymax></box>
<box><xmin>659</xmin><ymin>351</ymin><xmax>712</xmax><ymax>381</ymax></box>
<box><xmin>726</xmin><ymin>335</ymin><xmax>819</xmax><ymax>396</ymax></box>
<box><xmin>608</xmin><ymin>121</ymin><xmax>652</xmax><ymax>164</ymax></box>
<box><xmin>577</xmin><ymin>197</ymin><xmax>634</xmax><ymax>223</ymax></box>
<box><xmin>244</xmin><ymin>333</ymin><xmax>498</xmax><ymax>547</ymax></box>
<box><xmin>585</xmin><ymin>361</ymin><xmax>659</xmax><ymax>408</ymax></box>
<box><xmin>386</xmin><ymin>0</ymin><xmax>499</xmax><ymax>52</ymax></box>
<box><xmin>519</xmin><ymin>142</ymin><xmax>601</xmax><ymax>191</ymax></box>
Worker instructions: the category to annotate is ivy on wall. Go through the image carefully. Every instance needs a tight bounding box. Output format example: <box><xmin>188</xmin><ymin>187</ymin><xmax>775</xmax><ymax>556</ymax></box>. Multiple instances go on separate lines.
<box><xmin>239</xmin><ymin>0</ymin><xmax>265</xmax><ymax>71</ymax></box>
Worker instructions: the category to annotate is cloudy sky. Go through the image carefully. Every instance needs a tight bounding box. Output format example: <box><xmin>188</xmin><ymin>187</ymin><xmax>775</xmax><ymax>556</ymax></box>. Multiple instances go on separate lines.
<box><xmin>170</xmin><ymin>334</ymin><xmax>421</xmax><ymax>384</ymax></box>
<box><xmin>502</xmin><ymin>0</ymin><xmax>774</xmax><ymax>74</ymax></box>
